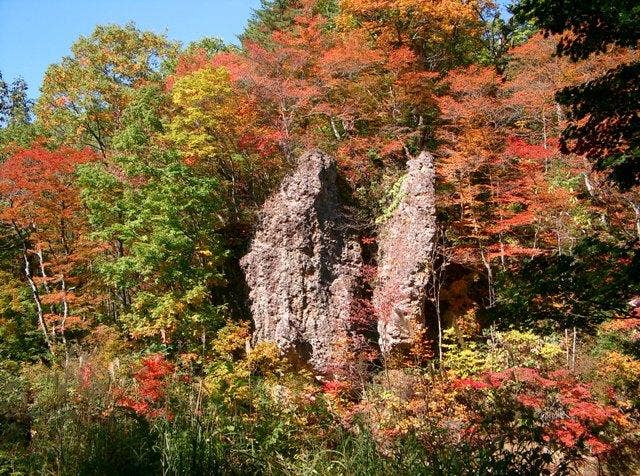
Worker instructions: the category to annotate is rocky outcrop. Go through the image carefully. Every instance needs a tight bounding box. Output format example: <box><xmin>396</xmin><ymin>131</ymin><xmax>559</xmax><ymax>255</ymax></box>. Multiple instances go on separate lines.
<box><xmin>373</xmin><ymin>151</ymin><xmax>437</xmax><ymax>356</ymax></box>
<box><xmin>240</xmin><ymin>150</ymin><xmax>362</xmax><ymax>372</ymax></box>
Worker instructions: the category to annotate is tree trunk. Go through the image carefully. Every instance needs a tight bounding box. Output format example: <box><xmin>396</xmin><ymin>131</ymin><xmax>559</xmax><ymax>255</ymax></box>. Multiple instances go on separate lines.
<box><xmin>565</xmin><ymin>328</ymin><xmax>570</xmax><ymax>368</ymax></box>
<box><xmin>572</xmin><ymin>327</ymin><xmax>577</xmax><ymax>371</ymax></box>
<box><xmin>629</xmin><ymin>200</ymin><xmax>640</xmax><ymax>241</ymax></box>
<box><xmin>13</xmin><ymin>225</ymin><xmax>54</xmax><ymax>354</ymax></box>
<box><xmin>330</xmin><ymin>117</ymin><xmax>341</xmax><ymax>140</ymax></box>
<box><xmin>480</xmin><ymin>248</ymin><xmax>496</xmax><ymax>308</ymax></box>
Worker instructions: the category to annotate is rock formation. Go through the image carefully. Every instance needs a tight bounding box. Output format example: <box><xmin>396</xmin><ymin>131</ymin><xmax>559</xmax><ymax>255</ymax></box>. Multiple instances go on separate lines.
<box><xmin>240</xmin><ymin>150</ymin><xmax>362</xmax><ymax>372</ymax></box>
<box><xmin>373</xmin><ymin>151</ymin><xmax>437</xmax><ymax>356</ymax></box>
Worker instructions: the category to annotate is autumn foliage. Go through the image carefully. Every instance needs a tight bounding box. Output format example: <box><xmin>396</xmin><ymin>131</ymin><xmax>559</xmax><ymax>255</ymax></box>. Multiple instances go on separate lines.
<box><xmin>116</xmin><ymin>354</ymin><xmax>175</xmax><ymax>419</ymax></box>
<box><xmin>1</xmin><ymin>0</ymin><xmax>640</xmax><ymax>474</ymax></box>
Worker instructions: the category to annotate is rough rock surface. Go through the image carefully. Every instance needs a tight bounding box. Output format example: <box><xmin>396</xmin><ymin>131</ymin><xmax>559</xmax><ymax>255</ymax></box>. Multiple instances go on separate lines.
<box><xmin>240</xmin><ymin>150</ymin><xmax>362</xmax><ymax>372</ymax></box>
<box><xmin>373</xmin><ymin>151</ymin><xmax>437</xmax><ymax>355</ymax></box>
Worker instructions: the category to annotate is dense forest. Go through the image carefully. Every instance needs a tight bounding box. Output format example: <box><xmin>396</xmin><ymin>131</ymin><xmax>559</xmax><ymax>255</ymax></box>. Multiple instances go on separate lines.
<box><xmin>1</xmin><ymin>0</ymin><xmax>639</xmax><ymax>474</ymax></box>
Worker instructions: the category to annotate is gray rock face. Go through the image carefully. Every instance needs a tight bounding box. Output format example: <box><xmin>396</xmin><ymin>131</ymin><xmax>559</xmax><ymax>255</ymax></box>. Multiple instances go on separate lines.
<box><xmin>373</xmin><ymin>151</ymin><xmax>437</xmax><ymax>355</ymax></box>
<box><xmin>240</xmin><ymin>150</ymin><xmax>362</xmax><ymax>372</ymax></box>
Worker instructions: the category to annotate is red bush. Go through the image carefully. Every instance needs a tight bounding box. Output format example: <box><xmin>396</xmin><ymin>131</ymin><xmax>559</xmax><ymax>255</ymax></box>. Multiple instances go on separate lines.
<box><xmin>116</xmin><ymin>354</ymin><xmax>174</xmax><ymax>420</ymax></box>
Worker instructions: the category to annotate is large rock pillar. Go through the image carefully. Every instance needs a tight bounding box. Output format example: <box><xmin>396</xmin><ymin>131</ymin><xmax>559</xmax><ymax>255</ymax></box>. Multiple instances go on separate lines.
<box><xmin>240</xmin><ymin>150</ymin><xmax>362</xmax><ymax>372</ymax></box>
<box><xmin>373</xmin><ymin>151</ymin><xmax>437</xmax><ymax>356</ymax></box>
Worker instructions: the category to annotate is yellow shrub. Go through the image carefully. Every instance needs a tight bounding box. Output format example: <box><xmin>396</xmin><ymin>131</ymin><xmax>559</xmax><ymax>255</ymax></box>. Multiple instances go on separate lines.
<box><xmin>246</xmin><ymin>341</ymin><xmax>289</xmax><ymax>378</ymax></box>
<box><xmin>212</xmin><ymin>320</ymin><xmax>251</xmax><ymax>359</ymax></box>
<box><xmin>598</xmin><ymin>351</ymin><xmax>640</xmax><ymax>389</ymax></box>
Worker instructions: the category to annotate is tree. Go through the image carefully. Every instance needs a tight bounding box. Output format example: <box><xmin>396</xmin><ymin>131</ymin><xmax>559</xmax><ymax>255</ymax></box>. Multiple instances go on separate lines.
<box><xmin>514</xmin><ymin>0</ymin><xmax>640</xmax><ymax>190</ymax></box>
<box><xmin>340</xmin><ymin>0</ymin><xmax>491</xmax><ymax>72</ymax></box>
<box><xmin>165</xmin><ymin>56</ymin><xmax>285</xmax><ymax>215</ymax></box>
<box><xmin>0</xmin><ymin>73</ymin><xmax>30</xmax><ymax>128</ymax></box>
<box><xmin>234</xmin><ymin>1</ymin><xmax>444</xmax><ymax>183</ymax></box>
<box><xmin>438</xmin><ymin>29</ymin><xmax>640</xmax><ymax>270</ymax></box>
<box><xmin>0</xmin><ymin>73</ymin><xmax>38</xmax><ymax>158</ymax></box>
<box><xmin>0</xmin><ymin>146</ymin><xmax>96</xmax><ymax>354</ymax></box>
<box><xmin>504</xmin><ymin>33</ymin><xmax>640</xmax><ymax>239</ymax></box>
<box><xmin>236</xmin><ymin>13</ymin><xmax>326</xmax><ymax>159</ymax></box>
<box><xmin>329</xmin><ymin>0</ymin><xmax>489</xmax><ymax>186</ymax></box>
<box><xmin>477</xmin><ymin>5</ymin><xmax>538</xmax><ymax>70</ymax></box>
<box><xmin>514</xmin><ymin>0</ymin><xmax>640</xmax><ymax>60</ymax></box>
<box><xmin>436</xmin><ymin>46</ymin><xmax>577</xmax><ymax>309</ymax></box>
<box><xmin>36</xmin><ymin>23</ymin><xmax>177</xmax><ymax>157</ymax></box>
<box><xmin>241</xmin><ymin>0</ymin><xmax>305</xmax><ymax>46</ymax></box>
<box><xmin>165</xmin><ymin>67</ymin><xmax>238</xmax><ymax>162</ymax></box>
<box><xmin>77</xmin><ymin>85</ymin><xmax>229</xmax><ymax>350</ymax></box>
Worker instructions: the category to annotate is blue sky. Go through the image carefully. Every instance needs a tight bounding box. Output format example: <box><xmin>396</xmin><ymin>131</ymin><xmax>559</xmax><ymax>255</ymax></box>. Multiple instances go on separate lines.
<box><xmin>0</xmin><ymin>0</ymin><xmax>262</xmax><ymax>97</ymax></box>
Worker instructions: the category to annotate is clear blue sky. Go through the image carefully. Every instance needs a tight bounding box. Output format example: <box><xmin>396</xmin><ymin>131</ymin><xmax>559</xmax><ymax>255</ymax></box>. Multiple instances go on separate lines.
<box><xmin>0</xmin><ymin>0</ymin><xmax>262</xmax><ymax>98</ymax></box>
